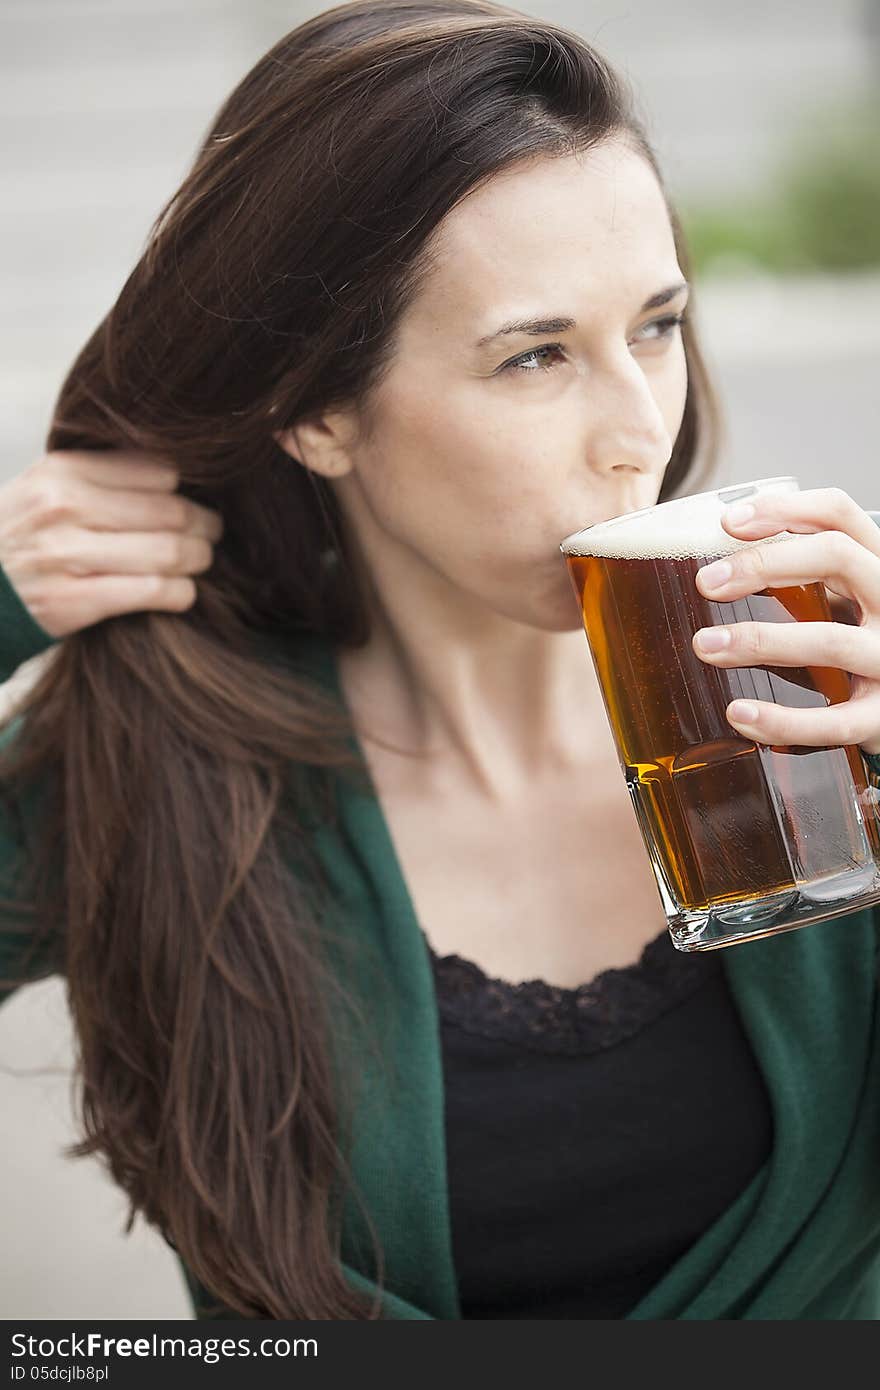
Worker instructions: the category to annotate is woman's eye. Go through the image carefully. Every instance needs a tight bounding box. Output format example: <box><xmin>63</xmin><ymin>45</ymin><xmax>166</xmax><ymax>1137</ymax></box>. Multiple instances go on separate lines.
<box><xmin>501</xmin><ymin>343</ymin><xmax>567</xmax><ymax>374</ymax></box>
<box><xmin>637</xmin><ymin>312</ymin><xmax>687</xmax><ymax>342</ymax></box>
<box><xmin>500</xmin><ymin>312</ymin><xmax>686</xmax><ymax>376</ymax></box>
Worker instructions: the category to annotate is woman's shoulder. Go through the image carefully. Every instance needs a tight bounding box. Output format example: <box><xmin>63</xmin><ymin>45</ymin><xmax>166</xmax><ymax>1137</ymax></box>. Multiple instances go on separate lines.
<box><xmin>718</xmin><ymin>906</ymin><xmax>880</xmax><ymax>1074</ymax></box>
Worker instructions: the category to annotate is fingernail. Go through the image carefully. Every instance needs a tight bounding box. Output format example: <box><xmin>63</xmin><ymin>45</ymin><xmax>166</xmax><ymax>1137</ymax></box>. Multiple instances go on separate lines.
<box><xmin>699</xmin><ymin>559</ymin><xmax>732</xmax><ymax>589</ymax></box>
<box><xmin>724</xmin><ymin>502</ymin><xmax>756</xmax><ymax>526</ymax></box>
<box><xmin>695</xmin><ymin>627</ymin><xmax>731</xmax><ymax>652</ymax></box>
<box><xmin>728</xmin><ymin>700</ymin><xmax>759</xmax><ymax>723</ymax></box>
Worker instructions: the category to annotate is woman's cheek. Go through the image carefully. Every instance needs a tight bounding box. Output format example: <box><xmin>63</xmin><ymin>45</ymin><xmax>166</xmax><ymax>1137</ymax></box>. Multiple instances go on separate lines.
<box><xmin>661</xmin><ymin>344</ymin><xmax>689</xmax><ymax>439</ymax></box>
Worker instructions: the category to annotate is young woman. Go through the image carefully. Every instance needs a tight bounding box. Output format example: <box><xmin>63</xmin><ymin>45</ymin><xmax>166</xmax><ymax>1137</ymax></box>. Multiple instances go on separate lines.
<box><xmin>2</xmin><ymin>0</ymin><xmax>880</xmax><ymax>1321</ymax></box>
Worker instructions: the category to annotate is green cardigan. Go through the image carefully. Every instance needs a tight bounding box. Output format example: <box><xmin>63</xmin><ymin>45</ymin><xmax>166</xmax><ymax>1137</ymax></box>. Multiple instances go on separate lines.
<box><xmin>1</xmin><ymin>561</ymin><xmax>879</xmax><ymax>1320</ymax></box>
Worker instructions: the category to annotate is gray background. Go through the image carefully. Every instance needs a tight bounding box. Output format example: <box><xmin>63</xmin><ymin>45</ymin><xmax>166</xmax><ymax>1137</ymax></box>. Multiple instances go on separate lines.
<box><xmin>1</xmin><ymin>0</ymin><xmax>879</xmax><ymax>1319</ymax></box>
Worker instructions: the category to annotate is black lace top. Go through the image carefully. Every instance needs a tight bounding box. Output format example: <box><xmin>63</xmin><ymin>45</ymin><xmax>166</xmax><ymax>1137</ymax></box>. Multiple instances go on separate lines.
<box><xmin>428</xmin><ymin>927</ymin><xmax>716</xmax><ymax>1055</ymax></box>
<box><xmin>426</xmin><ymin>927</ymin><xmax>775</xmax><ymax>1319</ymax></box>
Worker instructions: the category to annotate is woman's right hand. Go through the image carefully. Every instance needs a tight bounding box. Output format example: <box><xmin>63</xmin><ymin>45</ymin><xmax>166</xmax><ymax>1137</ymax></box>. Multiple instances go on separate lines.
<box><xmin>0</xmin><ymin>450</ymin><xmax>224</xmax><ymax>638</ymax></box>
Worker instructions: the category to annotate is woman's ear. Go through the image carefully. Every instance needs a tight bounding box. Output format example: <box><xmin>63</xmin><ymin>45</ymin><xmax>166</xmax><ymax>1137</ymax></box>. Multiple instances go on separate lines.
<box><xmin>273</xmin><ymin>411</ymin><xmax>357</xmax><ymax>479</ymax></box>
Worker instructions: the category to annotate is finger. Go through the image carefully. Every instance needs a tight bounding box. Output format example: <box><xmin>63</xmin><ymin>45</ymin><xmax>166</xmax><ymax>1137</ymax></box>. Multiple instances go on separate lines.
<box><xmin>43</xmin><ymin>449</ymin><xmax>182</xmax><ymax>493</ymax></box>
<box><xmin>31</xmin><ymin>528</ymin><xmax>216</xmax><ymax>578</ymax></box>
<box><xmin>696</xmin><ymin>531</ymin><xmax>880</xmax><ymax>612</ymax></box>
<box><xmin>692</xmin><ymin>619</ymin><xmax>880</xmax><ymax>682</ymax></box>
<box><xmin>37</xmin><ymin>475</ymin><xmax>223</xmax><ymax>542</ymax></box>
<box><xmin>722</xmin><ymin>691</ymin><xmax>880</xmax><ymax>749</ymax></box>
<box><xmin>40</xmin><ymin>574</ymin><xmax>198</xmax><ymax>634</ymax></box>
<box><xmin>719</xmin><ymin>486</ymin><xmax>880</xmax><ymax>562</ymax></box>
<box><xmin>84</xmin><ymin>488</ymin><xmax>224</xmax><ymax>543</ymax></box>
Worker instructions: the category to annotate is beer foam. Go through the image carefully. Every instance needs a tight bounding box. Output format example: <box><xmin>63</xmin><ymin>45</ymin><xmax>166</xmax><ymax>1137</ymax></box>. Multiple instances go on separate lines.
<box><xmin>561</xmin><ymin>483</ymin><xmax>799</xmax><ymax>560</ymax></box>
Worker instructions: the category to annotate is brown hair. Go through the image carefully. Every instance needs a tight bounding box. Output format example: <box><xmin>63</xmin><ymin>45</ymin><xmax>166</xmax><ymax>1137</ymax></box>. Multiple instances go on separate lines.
<box><xmin>0</xmin><ymin>0</ymin><xmax>719</xmax><ymax>1318</ymax></box>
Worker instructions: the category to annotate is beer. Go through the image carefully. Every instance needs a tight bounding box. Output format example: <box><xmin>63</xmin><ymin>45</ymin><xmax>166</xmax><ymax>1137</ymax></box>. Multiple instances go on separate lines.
<box><xmin>561</xmin><ymin>491</ymin><xmax>880</xmax><ymax>943</ymax></box>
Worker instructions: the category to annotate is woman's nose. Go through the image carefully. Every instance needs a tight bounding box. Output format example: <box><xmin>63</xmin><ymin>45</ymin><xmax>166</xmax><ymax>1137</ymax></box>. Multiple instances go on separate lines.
<box><xmin>586</xmin><ymin>355</ymin><xmax>674</xmax><ymax>477</ymax></box>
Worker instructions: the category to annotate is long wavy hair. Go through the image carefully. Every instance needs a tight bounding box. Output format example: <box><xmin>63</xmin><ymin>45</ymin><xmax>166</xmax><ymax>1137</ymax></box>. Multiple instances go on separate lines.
<box><xmin>0</xmin><ymin>0</ymin><xmax>720</xmax><ymax>1318</ymax></box>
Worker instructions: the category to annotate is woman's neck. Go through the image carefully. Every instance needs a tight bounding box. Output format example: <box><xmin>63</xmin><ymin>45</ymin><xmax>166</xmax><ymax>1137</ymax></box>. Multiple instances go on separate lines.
<box><xmin>337</xmin><ymin>598</ymin><xmax>612</xmax><ymax>802</ymax></box>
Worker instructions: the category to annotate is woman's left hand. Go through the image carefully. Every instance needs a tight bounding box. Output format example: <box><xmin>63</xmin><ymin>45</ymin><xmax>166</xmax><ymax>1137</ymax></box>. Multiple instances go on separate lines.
<box><xmin>691</xmin><ymin>487</ymin><xmax>880</xmax><ymax>757</ymax></box>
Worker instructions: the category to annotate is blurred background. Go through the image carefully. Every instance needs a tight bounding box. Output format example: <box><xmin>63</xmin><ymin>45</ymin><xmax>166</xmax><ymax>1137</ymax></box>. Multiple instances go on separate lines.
<box><xmin>1</xmin><ymin>0</ymin><xmax>879</xmax><ymax>1318</ymax></box>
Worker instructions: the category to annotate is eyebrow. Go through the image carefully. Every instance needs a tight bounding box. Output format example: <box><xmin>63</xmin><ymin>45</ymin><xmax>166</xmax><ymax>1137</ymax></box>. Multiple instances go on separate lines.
<box><xmin>473</xmin><ymin>281</ymin><xmax>690</xmax><ymax>350</ymax></box>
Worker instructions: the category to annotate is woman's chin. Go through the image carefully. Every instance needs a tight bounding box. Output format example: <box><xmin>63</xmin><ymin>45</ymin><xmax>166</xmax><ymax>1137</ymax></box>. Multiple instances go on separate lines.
<box><xmin>511</xmin><ymin>599</ymin><xmax>586</xmax><ymax>634</ymax></box>
<box><xmin>550</xmin><ymin>611</ymin><xmax>587</xmax><ymax>634</ymax></box>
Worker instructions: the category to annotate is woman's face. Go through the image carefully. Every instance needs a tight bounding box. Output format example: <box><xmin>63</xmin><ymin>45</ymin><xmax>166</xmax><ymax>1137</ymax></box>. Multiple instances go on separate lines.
<box><xmin>304</xmin><ymin>137</ymin><xmax>690</xmax><ymax>634</ymax></box>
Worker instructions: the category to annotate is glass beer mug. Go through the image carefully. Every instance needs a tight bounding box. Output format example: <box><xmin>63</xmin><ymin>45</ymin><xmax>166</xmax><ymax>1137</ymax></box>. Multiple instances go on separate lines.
<box><xmin>560</xmin><ymin>475</ymin><xmax>880</xmax><ymax>951</ymax></box>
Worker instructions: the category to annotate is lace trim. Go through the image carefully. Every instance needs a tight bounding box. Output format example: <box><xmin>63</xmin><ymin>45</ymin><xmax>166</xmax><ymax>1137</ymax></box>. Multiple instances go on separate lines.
<box><xmin>425</xmin><ymin>927</ymin><xmax>722</xmax><ymax>1056</ymax></box>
